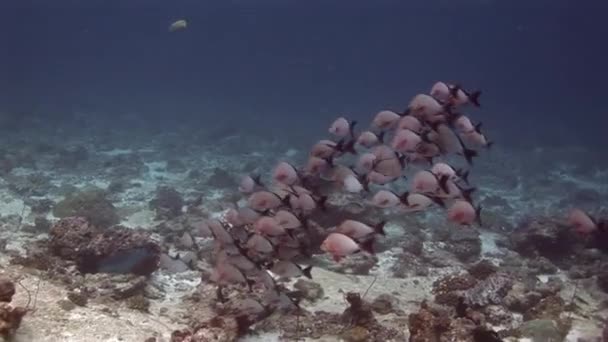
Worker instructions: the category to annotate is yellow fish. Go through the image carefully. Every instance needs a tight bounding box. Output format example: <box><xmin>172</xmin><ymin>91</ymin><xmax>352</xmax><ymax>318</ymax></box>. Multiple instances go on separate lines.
<box><xmin>169</xmin><ymin>19</ymin><xmax>187</xmax><ymax>32</ymax></box>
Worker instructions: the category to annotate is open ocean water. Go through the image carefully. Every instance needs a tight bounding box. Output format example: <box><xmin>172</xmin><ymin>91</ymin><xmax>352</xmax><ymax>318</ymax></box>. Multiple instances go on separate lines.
<box><xmin>0</xmin><ymin>1</ymin><xmax>607</xmax><ymax>341</ymax></box>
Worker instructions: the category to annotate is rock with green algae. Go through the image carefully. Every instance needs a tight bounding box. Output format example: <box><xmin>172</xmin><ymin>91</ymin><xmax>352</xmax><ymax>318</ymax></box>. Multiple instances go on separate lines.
<box><xmin>53</xmin><ymin>187</ymin><xmax>120</xmax><ymax>229</ymax></box>
<box><xmin>519</xmin><ymin>319</ymin><xmax>563</xmax><ymax>341</ymax></box>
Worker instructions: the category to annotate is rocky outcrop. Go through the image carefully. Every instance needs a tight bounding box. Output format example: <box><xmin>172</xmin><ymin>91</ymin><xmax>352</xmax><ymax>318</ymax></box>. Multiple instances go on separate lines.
<box><xmin>49</xmin><ymin>217</ymin><xmax>160</xmax><ymax>275</ymax></box>
<box><xmin>0</xmin><ymin>278</ymin><xmax>27</xmax><ymax>339</ymax></box>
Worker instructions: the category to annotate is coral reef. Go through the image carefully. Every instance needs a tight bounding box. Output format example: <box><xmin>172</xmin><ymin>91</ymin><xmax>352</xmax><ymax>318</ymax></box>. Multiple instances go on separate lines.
<box><xmin>49</xmin><ymin>217</ymin><xmax>160</xmax><ymax>275</ymax></box>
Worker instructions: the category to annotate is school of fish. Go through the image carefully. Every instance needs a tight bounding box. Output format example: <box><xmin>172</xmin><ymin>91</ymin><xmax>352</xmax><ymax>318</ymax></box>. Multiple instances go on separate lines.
<box><xmin>197</xmin><ymin>80</ymin><xmax>603</xmax><ymax>332</ymax></box>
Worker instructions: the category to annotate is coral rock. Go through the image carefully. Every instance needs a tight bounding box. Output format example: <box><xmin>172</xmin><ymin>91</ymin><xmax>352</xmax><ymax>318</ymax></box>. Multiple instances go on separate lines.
<box><xmin>50</xmin><ymin>218</ymin><xmax>160</xmax><ymax>275</ymax></box>
<box><xmin>0</xmin><ymin>303</ymin><xmax>27</xmax><ymax>338</ymax></box>
<box><xmin>0</xmin><ymin>279</ymin><xmax>15</xmax><ymax>303</ymax></box>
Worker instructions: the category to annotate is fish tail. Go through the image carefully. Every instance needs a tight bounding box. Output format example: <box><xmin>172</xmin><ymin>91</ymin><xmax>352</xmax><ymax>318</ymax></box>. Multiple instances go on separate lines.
<box><xmin>475</xmin><ymin>206</ymin><xmax>483</xmax><ymax>226</ymax></box>
<box><xmin>302</xmin><ymin>265</ymin><xmax>313</xmax><ymax>279</ymax></box>
<box><xmin>462</xmin><ymin>187</ymin><xmax>476</xmax><ymax>203</ymax></box>
<box><xmin>457</xmin><ymin>169</ymin><xmax>470</xmax><ymax>184</ymax></box>
<box><xmin>463</xmin><ymin>148</ymin><xmax>478</xmax><ymax>165</ymax></box>
<box><xmin>430</xmin><ymin>196</ymin><xmax>445</xmax><ymax>208</ymax></box>
<box><xmin>315</xmin><ymin>195</ymin><xmax>328</xmax><ymax>211</ymax></box>
<box><xmin>349</xmin><ymin>120</ymin><xmax>358</xmax><ymax>139</ymax></box>
<box><xmin>470</xmin><ymin>90</ymin><xmax>482</xmax><ymax>107</ymax></box>
<box><xmin>374</xmin><ymin>221</ymin><xmax>387</xmax><ymax>236</ymax></box>
<box><xmin>252</xmin><ymin>174</ymin><xmax>264</xmax><ymax>188</ymax></box>
<box><xmin>438</xmin><ymin>174</ymin><xmax>450</xmax><ymax>193</ymax></box>
<box><xmin>359</xmin><ymin>237</ymin><xmax>375</xmax><ymax>255</ymax></box>
<box><xmin>377</xmin><ymin>130</ymin><xmax>386</xmax><ymax>144</ymax></box>
<box><xmin>398</xmin><ymin>191</ymin><xmax>410</xmax><ymax>206</ymax></box>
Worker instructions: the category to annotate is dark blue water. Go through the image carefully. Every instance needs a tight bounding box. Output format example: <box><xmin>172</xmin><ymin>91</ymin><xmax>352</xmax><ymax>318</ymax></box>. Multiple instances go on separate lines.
<box><xmin>1</xmin><ymin>0</ymin><xmax>607</xmax><ymax>147</ymax></box>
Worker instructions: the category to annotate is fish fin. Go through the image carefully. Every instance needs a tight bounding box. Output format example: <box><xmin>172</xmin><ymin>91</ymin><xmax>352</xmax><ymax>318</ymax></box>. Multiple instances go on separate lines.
<box><xmin>359</xmin><ymin>237</ymin><xmax>375</xmax><ymax>255</ymax></box>
<box><xmin>430</xmin><ymin>196</ymin><xmax>445</xmax><ymax>208</ymax></box>
<box><xmin>374</xmin><ymin>221</ymin><xmax>387</xmax><ymax>236</ymax></box>
<box><xmin>475</xmin><ymin>206</ymin><xmax>483</xmax><ymax>226</ymax></box>
<box><xmin>438</xmin><ymin>175</ymin><xmax>450</xmax><ymax>194</ymax></box>
<box><xmin>342</xmin><ymin>138</ymin><xmax>358</xmax><ymax>155</ymax></box>
<box><xmin>377</xmin><ymin>130</ymin><xmax>386</xmax><ymax>144</ymax></box>
<box><xmin>252</xmin><ymin>174</ymin><xmax>264</xmax><ymax>187</ymax></box>
<box><xmin>302</xmin><ymin>265</ymin><xmax>313</xmax><ymax>279</ymax></box>
<box><xmin>449</xmin><ymin>84</ymin><xmax>461</xmax><ymax>97</ymax></box>
<box><xmin>332</xmin><ymin>254</ymin><xmax>342</xmax><ymax>262</ymax></box>
<box><xmin>398</xmin><ymin>191</ymin><xmax>410</xmax><ymax>206</ymax></box>
<box><xmin>486</xmin><ymin>140</ymin><xmax>494</xmax><ymax>149</ymax></box>
<box><xmin>349</xmin><ymin>120</ymin><xmax>358</xmax><ymax>139</ymax></box>
<box><xmin>598</xmin><ymin>220</ymin><xmax>607</xmax><ymax>232</ymax></box>
<box><xmin>474</xmin><ymin>122</ymin><xmax>483</xmax><ymax>134</ymax></box>
<box><xmin>315</xmin><ymin>195</ymin><xmax>328</xmax><ymax>211</ymax></box>
<box><xmin>397</xmin><ymin>153</ymin><xmax>408</xmax><ymax>169</ymax></box>
<box><xmin>246</xmin><ymin>279</ymin><xmax>256</xmax><ymax>292</ymax></box>
<box><xmin>280</xmin><ymin>194</ymin><xmax>292</xmax><ymax>208</ymax></box>
<box><xmin>469</xmin><ymin>90</ymin><xmax>482</xmax><ymax>107</ymax></box>
<box><xmin>323</xmin><ymin>155</ymin><xmax>335</xmax><ymax>168</ymax></box>
<box><xmin>462</xmin><ymin>187</ymin><xmax>476</xmax><ymax>203</ymax></box>
<box><xmin>456</xmin><ymin>169</ymin><xmax>470</xmax><ymax>184</ymax></box>
<box><xmin>463</xmin><ymin>148</ymin><xmax>478</xmax><ymax>165</ymax></box>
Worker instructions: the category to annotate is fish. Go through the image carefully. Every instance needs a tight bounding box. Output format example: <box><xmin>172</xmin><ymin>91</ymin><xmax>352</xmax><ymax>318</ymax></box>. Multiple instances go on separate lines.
<box><xmin>168</xmin><ymin>19</ymin><xmax>188</xmax><ymax>32</ymax></box>
<box><xmin>272</xmin><ymin>161</ymin><xmax>299</xmax><ymax>185</ymax></box>
<box><xmin>391</xmin><ymin>129</ymin><xmax>422</xmax><ymax>154</ymax></box>
<box><xmin>429</xmin><ymin>81</ymin><xmax>452</xmax><ymax>103</ymax></box>
<box><xmin>210</xmin><ymin>261</ymin><xmax>252</xmax><ymax>287</ymax></box>
<box><xmin>293</xmin><ymin>193</ymin><xmax>327</xmax><ymax>212</ymax></box>
<box><xmin>567</xmin><ymin>208</ymin><xmax>601</xmax><ymax>235</ymax></box>
<box><xmin>429</xmin><ymin>123</ymin><xmax>478</xmax><ymax>164</ymax></box>
<box><xmin>407</xmin><ymin>94</ymin><xmax>450</xmax><ymax>121</ymax></box>
<box><xmin>449</xmin><ymin>84</ymin><xmax>482</xmax><ymax>107</ymax></box>
<box><xmin>371</xmin><ymin>190</ymin><xmax>401</xmax><ymax>208</ymax></box>
<box><xmin>336</xmin><ymin>219</ymin><xmax>386</xmax><ymax>239</ymax></box>
<box><xmin>329</xmin><ymin>117</ymin><xmax>357</xmax><ymax>138</ymax></box>
<box><xmin>355</xmin><ymin>153</ymin><xmax>377</xmax><ymax>174</ymax></box>
<box><xmin>411</xmin><ymin>170</ymin><xmax>446</xmax><ymax>194</ymax></box>
<box><xmin>356</xmin><ymin>131</ymin><xmax>384</xmax><ymax>148</ymax></box>
<box><xmin>430</xmin><ymin>162</ymin><xmax>470</xmax><ymax>184</ymax></box>
<box><xmin>400</xmin><ymin>192</ymin><xmax>444</xmax><ymax>211</ymax></box>
<box><xmin>343</xmin><ymin>174</ymin><xmax>365</xmax><ymax>193</ymax></box>
<box><xmin>208</xmin><ymin>219</ymin><xmax>234</xmax><ymax>246</ymax></box>
<box><xmin>320</xmin><ymin>232</ymin><xmax>375</xmax><ymax>262</ymax></box>
<box><xmin>246</xmin><ymin>234</ymin><xmax>275</xmax><ymax>254</ymax></box>
<box><xmin>254</xmin><ymin>216</ymin><xmax>286</xmax><ymax>236</ymax></box>
<box><xmin>270</xmin><ymin>260</ymin><xmax>313</xmax><ymax>279</ymax></box>
<box><xmin>274</xmin><ymin>209</ymin><xmax>304</xmax><ymax>230</ymax></box>
<box><xmin>460</xmin><ymin>123</ymin><xmax>493</xmax><ymax>149</ymax></box>
<box><xmin>310</xmin><ymin>139</ymin><xmax>339</xmax><ymax>158</ymax></box>
<box><xmin>304</xmin><ymin>156</ymin><xmax>334</xmax><ymax>175</ymax></box>
<box><xmin>447</xmin><ymin>199</ymin><xmax>482</xmax><ymax>226</ymax></box>
<box><xmin>449</xmin><ymin>113</ymin><xmax>476</xmax><ymax>133</ymax></box>
<box><xmin>239</xmin><ymin>174</ymin><xmax>264</xmax><ymax>193</ymax></box>
<box><xmin>367</xmin><ymin>170</ymin><xmax>397</xmax><ymax>185</ymax></box>
<box><xmin>397</xmin><ymin>115</ymin><xmax>423</xmax><ymax>133</ymax></box>
<box><xmin>372</xmin><ymin>110</ymin><xmax>401</xmax><ymax>130</ymax></box>
<box><xmin>248</xmin><ymin>191</ymin><xmax>286</xmax><ymax>211</ymax></box>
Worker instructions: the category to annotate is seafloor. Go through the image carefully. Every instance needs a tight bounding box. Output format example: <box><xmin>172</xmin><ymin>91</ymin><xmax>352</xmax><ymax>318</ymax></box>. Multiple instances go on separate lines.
<box><xmin>0</xmin><ymin>114</ymin><xmax>607</xmax><ymax>342</ymax></box>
